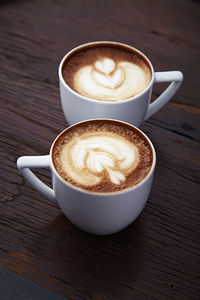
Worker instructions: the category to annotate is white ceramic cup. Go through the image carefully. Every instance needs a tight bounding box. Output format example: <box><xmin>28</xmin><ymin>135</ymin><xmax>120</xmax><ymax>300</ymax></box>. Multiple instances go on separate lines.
<box><xmin>59</xmin><ymin>41</ymin><xmax>183</xmax><ymax>126</ymax></box>
<box><xmin>17</xmin><ymin>119</ymin><xmax>156</xmax><ymax>235</ymax></box>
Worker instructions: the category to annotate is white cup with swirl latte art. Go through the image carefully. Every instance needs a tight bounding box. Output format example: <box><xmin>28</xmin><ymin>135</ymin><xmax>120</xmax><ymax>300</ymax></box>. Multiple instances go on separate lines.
<box><xmin>17</xmin><ymin>119</ymin><xmax>156</xmax><ymax>235</ymax></box>
<box><xmin>59</xmin><ymin>41</ymin><xmax>183</xmax><ymax>126</ymax></box>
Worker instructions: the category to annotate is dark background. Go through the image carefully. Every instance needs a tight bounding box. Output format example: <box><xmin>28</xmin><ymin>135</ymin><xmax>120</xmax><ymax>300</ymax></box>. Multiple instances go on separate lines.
<box><xmin>0</xmin><ymin>1</ymin><xmax>199</xmax><ymax>299</ymax></box>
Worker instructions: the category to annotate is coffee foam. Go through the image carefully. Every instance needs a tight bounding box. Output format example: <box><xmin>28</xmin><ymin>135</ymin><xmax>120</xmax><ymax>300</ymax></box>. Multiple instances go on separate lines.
<box><xmin>62</xmin><ymin>44</ymin><xmax>152</xmax><ymax>101</ymax></box>
<box><xmin>53</xmin><ymin>120</ymin><xmax>153</xmax><ymax>193</ymax></box>
<box><xmin>60</xmin><ymin>132</ymin><xmax>139</xmax><ymax>186</ymax></box>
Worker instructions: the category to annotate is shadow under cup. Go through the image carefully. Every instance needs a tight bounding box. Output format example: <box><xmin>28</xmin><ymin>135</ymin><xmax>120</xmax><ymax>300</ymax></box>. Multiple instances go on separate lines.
<box><xmin>50</xmin><ymin>119</ymin><xmax>156</xmax><ymax>235</ymax></box>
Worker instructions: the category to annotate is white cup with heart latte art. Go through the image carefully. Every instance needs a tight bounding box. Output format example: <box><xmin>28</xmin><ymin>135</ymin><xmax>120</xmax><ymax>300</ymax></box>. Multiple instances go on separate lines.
<box><xmin>17</xmin><ymin>119</ymin><xmax>156</xmax><ymax>235</ymax></box>
<box><xmin>59</xmin><ymin>41</ymin><xmax>183</xmax><ymax>126</ymax></box>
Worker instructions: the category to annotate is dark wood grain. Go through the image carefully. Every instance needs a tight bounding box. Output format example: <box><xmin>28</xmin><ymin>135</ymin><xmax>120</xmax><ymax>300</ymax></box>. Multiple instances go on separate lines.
<box><xmin>0</xmin><ymin>0</ymin><xmax>199</xmax><ymax>299</ymax></box>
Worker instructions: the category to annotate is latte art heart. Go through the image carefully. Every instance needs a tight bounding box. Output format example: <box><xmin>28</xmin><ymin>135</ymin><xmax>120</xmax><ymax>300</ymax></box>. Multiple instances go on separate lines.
<box><xmin>93</xmin><ymin>59</ymin><xmax>125</xmax><ymax>89</ymax></box>
<box><xmin>62</xmin><ymin>43</ymin><xmax>152</xmax><ymax>102</ymax></box>
<box><xmin>60</xmin><ymin>133</ymin><xmax>139</xmax><ymax>187</ymax></box>
<box><xmin>95</xmin><ymin>58</ymin><xmax>115</xmax><ymax>74</ymax></box>
<box><xmin>73</xmin><ymin>57</ymin><xmax>149</xmax><ymax>101</ymax></box>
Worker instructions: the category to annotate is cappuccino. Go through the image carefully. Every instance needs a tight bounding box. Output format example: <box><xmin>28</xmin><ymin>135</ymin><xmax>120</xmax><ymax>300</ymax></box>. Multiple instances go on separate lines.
<box><xmin>52</xmin><ymin>120</ymin><xmax>153</xmax><ymax>193</ymax></box>
<box><xmin>62</xmin><ymin>42</ymin><xmax>152</xmax><ymax>102</ymax></box>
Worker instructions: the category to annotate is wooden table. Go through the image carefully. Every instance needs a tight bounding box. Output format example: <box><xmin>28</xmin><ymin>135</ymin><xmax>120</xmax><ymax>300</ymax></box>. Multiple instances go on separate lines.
<box><xmin>0</xmin><ymin>0</ymin><xmax>199</xmax><ymax>299</ymax></box>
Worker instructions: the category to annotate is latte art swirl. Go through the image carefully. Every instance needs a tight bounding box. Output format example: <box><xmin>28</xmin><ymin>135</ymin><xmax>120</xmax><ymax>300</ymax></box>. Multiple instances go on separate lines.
<box><xmin>60</xmin><ymin>132</ymin><xmax>139</xmax><ymax>187</ymax></box>
<box><xmin>74</xmin><ymin>57</ymin><xmax>149</xmax><ymax>101</ymax></box>
<box><xmin>53</xmin><ymin>120</ymin><xmax>153</xmax><ymax>193</ymax></box>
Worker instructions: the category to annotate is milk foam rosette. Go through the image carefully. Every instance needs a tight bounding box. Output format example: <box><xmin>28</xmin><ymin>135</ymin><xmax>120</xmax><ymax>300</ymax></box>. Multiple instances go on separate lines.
<box><xmin>60</xmin><ymin>132</ymin><xmax>140</xmax><ymax>187</ymax></box>
<box><xmin>74</xmin><ymin>57</ymin><xmax>149</xmax><ymax>101</ymax></box>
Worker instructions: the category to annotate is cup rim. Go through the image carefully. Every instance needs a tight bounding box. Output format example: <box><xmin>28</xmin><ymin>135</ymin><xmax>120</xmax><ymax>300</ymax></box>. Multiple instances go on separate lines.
<box><xmin>50</xmin><ymin>118</ymin><xmax>156</xmax><ymax>196</ymax></box>
<box><xmin>58</xmin><ymin>41</ymin><xmax>155</xmax><ymax>105</ymax></box>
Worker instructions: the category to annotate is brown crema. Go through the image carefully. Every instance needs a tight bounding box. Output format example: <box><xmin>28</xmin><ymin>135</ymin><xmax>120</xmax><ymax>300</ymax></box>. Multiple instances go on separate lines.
<box><xmin>52</xmin><ymin>120</ymin><xmax>153</xmax><ymax>193</ymax></box>
<box><xmin>62</xmin><ymin>42</ymin><xmax>152</xmax><ymax>101</ymax></box>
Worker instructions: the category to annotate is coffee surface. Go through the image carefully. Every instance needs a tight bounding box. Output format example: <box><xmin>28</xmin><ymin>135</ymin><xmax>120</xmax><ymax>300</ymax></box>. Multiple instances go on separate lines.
<box><xmin>62</xmin><ymin>43</ymin><xmax>152</xmax><ymax>101</ymax></box>
<box><xmin>52</xmin><ymin>120</ymin><xmax>153</xmax><ymax>193</ymax></box>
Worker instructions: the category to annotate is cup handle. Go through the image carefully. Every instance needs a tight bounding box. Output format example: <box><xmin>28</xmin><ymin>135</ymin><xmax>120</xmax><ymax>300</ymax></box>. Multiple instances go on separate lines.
<box><xmin>145</xmin><ymin>71</ymin><xmax>183</xmax><ymax>120</ymax></box>
<box><xmin>17</xmin><ymin>155</ymin><xmax>57</xmax><ymax>204</ymax></box>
